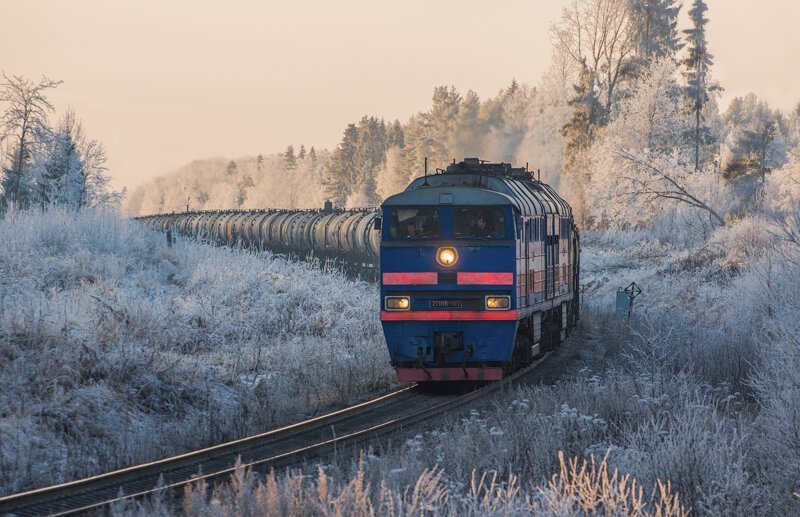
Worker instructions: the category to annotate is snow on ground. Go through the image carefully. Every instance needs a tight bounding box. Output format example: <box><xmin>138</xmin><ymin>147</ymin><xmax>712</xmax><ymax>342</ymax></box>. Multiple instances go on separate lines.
<box><xmin>0</xmin><ymin>208</ymin><xmax>393</xmax><ymax>496</ymax></box>
<box><xmin>178</xmin><ymin>215</ymin><xmax>800</xmax><ymax>515</ymax></box>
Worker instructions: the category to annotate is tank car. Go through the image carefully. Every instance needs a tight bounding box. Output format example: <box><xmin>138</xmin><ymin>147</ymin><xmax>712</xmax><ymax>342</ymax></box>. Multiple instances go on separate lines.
<box><xmin>136</xmin><ymin>205</ymin><xmax>381</xmax><ymax>279</ymax></box>
<box><xmin>378</xmin><ymin>158</ymin><xmax>580</xmax><ymax>382</ymax></box>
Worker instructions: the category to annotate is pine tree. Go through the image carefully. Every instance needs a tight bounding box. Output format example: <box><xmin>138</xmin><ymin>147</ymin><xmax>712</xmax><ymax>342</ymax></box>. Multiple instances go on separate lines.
<box><xmin>629</xmin><ymin>0</ymin><xmax>682</xmax><ymax>62</ymax></box>
<box><xmin>682</xmin><ymin>0</ymin><xmax>718</xmax><ymax>171</ymax></box>
<box><xmin>283</xmin><ymin>145</ymin><xmax>297</xmax><ymax>170</ymax></box>
<box><xmin>325</xmin><ymin>125</ymin><xmax>358</xmax><ymax>205</ymax></box>
<box><xmin>33</xmin><ymin>109</ymin><xmax>116</xmax><ymax>209</ymax></box>
<box><xmin>722</xmin><ymin>94</ymin><xmax>787</xmax><ymax>182</ymax></box>
<box><xmin>36</xmin><ymin>114</ymin><xmax>81</xmax><ymax>207</ymax></box>
<box><xmin>562</xmin><ymin>62</ymin><xmax>603</xmax><ymax>172</ymax></box>
<box><xmin>309</xmin><ymin>147</ymin><xmax>317</xmax><ymax>165</ymax></box>
<box><xmin>298</xmin><ymin>144</ymin><xmax>306</xmax><ymax>160</ymax></box>
<box><xmin>561</xmin><ymin>61</ymin><xmax>603</xmax><ymax>224</ymax></box>
<box><xmin>256</xmin><ymin>153</ymin><xmax>264</xmax><ymax>175</ymax></box>
<box><xmin>226</xmin><ymin>159</ymin><xmax>238</xmax><ymax>176</ymax></box>
<box><xmin>385</xmin><ymin>120</ymin><xmax>404</xmax><ymax>148</ymax></box>
<box><xmin>236</xmin><ymin>172</ymin><xmax>254</xmax><ymax>207</ymax></box>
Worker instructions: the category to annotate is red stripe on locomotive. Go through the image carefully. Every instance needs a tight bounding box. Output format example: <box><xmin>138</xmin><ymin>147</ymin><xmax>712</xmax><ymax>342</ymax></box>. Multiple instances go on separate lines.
<box><xmin>382</xmin><ymin>272</ymin><xmax>438</xmax><ymax>285</ymax></box>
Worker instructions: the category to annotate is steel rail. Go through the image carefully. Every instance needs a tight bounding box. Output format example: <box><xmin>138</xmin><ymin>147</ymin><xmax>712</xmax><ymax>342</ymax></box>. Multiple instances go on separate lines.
<box><xmin>0</xmin><ymin>385</ymin><xmax>417</xmax><ymax>516</ymax></box>
<box><xmin>0</xmin><ymin>356</ymin><xmax>547</xmax><ymax>516</ymax></box>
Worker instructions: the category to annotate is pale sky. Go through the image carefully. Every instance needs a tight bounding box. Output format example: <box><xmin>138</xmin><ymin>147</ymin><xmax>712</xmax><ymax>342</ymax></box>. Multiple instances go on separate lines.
<box><xmin>3</xmin><ymin>0</ymin><xmax>799</xmax><ymax>191</ymax></box>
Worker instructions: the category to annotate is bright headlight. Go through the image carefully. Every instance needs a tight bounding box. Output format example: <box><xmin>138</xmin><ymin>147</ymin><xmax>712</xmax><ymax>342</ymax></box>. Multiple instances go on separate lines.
<box><xmin>486</xmin><ymin>296</ymin><xmax>510</xmax><ymax>310</ymax></box>
<box><xmin>385</xmin><ymin>296</ymin><xmax>410</xmax><ymax>310</ymax></box>
<box><xmin>436</xmin><ymin>247</ymin><xmax>458</xmax><ymax>267</ymax></box>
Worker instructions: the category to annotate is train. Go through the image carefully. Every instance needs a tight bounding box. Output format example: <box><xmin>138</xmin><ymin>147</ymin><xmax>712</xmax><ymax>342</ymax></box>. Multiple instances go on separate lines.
<box><xmin>137</xmin><ymin>158</ymin><xmax>580</xmax><ymax>383</ymax></box>
<box><xmin>138</xmin><ymin>201</ymin><xmax>382</xmax><ymax>279</ymax></box>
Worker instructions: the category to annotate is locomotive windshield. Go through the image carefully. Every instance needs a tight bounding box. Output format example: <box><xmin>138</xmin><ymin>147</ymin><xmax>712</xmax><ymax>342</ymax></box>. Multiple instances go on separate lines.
<box><xmin>389</xmin><ymin>207</ymin><xmax>440</xmax><ymax>238</ymax></box>
<box><xmin>454</xmin><ymin>207</ymin><xmax>505</xmax><ymax>238</ymax></box>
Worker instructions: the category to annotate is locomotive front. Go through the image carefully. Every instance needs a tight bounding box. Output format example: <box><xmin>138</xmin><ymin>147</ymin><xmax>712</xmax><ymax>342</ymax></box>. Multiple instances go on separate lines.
<box><xmin>379</xmin><ymin>169</ymin><xmax>523</xmax><ymax>382</ymax></box>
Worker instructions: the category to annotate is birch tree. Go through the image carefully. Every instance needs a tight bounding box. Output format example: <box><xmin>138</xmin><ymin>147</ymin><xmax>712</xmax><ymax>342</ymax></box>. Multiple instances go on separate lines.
<box><xmin>0</xmin><ymin>73</ymin><xmax>62</xmax><ymax>209</ymax></box>
<box><xmin>551</xmin><ymin>0</ymin><xmax>636</xmax><ymax>119</ymax></box>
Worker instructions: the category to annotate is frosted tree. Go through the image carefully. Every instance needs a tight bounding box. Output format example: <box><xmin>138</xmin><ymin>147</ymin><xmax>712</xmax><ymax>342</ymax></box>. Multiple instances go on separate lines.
<box><xmin>428</xmin><ymin>85</ymin><xmax>462</xmax><ymax>162</ymax></box>
<box><xmin>308</xmin><ymin>146</ymin><xmax>317</xmax><ymax>165</ymax></box>
<box><xmin>226</xmin><ymin>159</ymin><xmax>238</xmax><ymax>176</ymax></box>
<box><xmin>347</xmin><ymin>116</ymin><xmax>387</xmax><ymax>206</ymax></box>
<box><xmin>385</xmin><ymin>120</ymin><xmax>404</xmax><ymax>148</ymax></box>
<box><xmin>722</xmin><ymin>94</ymin><xmax>788</xmax><ymax>183</ymax></box>
<box><xmin>34</xmin><ymin>113</ymin><xmax>81</xmax><ymax>207</ymax></box>
<box><xmin>628</xmin><ymin>0</ymin><xmax>682</xmax><ymax>63</ymax></box>
<box><xmin>298</xmin><ymin>144</ymin><xmax>306</xmax><ymax>160</ymax></box>
<box><xmin>325</xmin><ymin>123</ymin><xmax>358</xmax><ymax>206</ymax></box>
<box><xmin>399</xmin><ymin>114</ymin><xmax>435</xmax><ymax>180</ymax></box>
<box><xmin>450</xmin><ymin>90</ymin><xmax>482</xmax><ymax>158</ymax></box>
<box><xmin>375</xmin><ymin>147</ymin><xmax>408</xmax><ymax>201</ymax></box>
<box><xmin>561</xmin><ymin>61</ymin><xmax>603</xmax><ymax>222</ymax></box>
<box><xmin>29</xmin><ymin>108</ymin><xmax>118</xmax><ymax>209</ymax></box>
<box><xmin>551</xmin><ymin>0</ymin><xmax>636</xmax><ymax>119</ymax></box>
<box><xmin>236</xmin><ymin>170</ymin><xmax>254</xmax><ymax>207</ymax></box>
<box><xmin>0</xmin><ymin>73</ymin><xmax>62</xmax><ymax>209</ymax></box>
<box><xmin>589</xmin><ymin>58</ymin><xmax>724</xmax><ymax>227</ymax></box>
<box><xmin>682</xmin><ymin>0</ymin><xmax>720</xmax><ymax>171</ymax></box>
<box><xmin>283</xmin><ymin>145</ymin><xmax>297</xmax><ymax>170</ymax></box>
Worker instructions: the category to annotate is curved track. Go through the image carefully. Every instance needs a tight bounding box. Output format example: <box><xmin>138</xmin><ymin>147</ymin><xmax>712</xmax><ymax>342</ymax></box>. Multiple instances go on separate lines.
<box><xmin>0</xmin><ymin>354</ymin><xmax>550</xmax><ymax>516</ymax></box>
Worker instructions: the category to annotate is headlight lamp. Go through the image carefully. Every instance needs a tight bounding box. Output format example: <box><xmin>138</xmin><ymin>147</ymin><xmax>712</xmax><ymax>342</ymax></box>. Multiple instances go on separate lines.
<box><xmin>486</xmin><ymin>296</ymin><xmax>511</xmax><ymax>310</ymax></box>
<box><xmin>436</xmin><ymin>247</ymin><xmax>458</xmax><ymax>267</ymax></box>
<box><xmin>385</xmin><ymin>296</ymin><xmax>410</xmax><ymax>310</ymax></box>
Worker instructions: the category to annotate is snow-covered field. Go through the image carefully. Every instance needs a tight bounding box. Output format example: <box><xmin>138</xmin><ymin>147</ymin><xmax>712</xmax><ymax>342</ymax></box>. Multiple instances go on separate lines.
<box><xmin>0</xmin><ymin>208</ymin><xmax>393</xmax><ymax>496</ymax></box>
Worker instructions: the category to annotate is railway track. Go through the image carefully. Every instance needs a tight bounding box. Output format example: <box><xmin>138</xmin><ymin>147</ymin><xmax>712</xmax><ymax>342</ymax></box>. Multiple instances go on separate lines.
<box><xmin>0</xmin><ymin>355</ymin><xmax>550</xmax><ymax>516</ymax></box>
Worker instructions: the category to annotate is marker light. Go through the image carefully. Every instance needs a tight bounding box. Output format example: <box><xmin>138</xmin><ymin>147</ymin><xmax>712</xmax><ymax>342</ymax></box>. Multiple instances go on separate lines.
<box><xmin>436</xmin><ymin>247</ymin><xmax>458</xmax><ymax>267</ymax></box>
<box><xmin>385</xmin><ymin>296</ymin><xmax>410</xmax><ymax>310</ymax></box>
<box><xmin>486</xmin><ymin>296</ymin><xmax>511</xmax><ymax>310</ymax></box>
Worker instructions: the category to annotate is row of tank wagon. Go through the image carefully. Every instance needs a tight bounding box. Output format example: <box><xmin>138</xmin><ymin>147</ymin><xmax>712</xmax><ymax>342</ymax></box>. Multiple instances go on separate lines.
<box><xmin>138</xmin><ymin>208</ymin><xmax>381</xmax><ymax>274</ymax></box>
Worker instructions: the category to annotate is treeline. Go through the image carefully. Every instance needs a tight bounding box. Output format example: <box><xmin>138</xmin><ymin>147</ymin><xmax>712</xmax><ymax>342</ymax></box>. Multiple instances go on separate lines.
<box><xmin>324</xmin><ymin>0</ymin><xmax>799</xmax><ymax>229</ymax></box>
<box><xmin>124</xmin><ymin>146</ymin><xmax>330</xmax><ymax>216</ymax></box>
<box><xmin>130</xmin><ymin>0</ymin><xmax>799</xmax><ymax>229</ymax></box>
<box><xmin>324</xmin><ymin>81</ymin><xmax>559</xmax><ymax>207</ymax></box>
<box><xmin>0</xmin><ymin>74</ymin><xmax>119</xmax><ymax>212</ymax></box>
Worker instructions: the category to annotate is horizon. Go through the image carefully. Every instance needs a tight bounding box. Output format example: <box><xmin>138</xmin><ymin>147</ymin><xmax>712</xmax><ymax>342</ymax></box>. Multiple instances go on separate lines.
<box><xmin>3</xmin><ymin>0</ymin><xmax>799</xmax><ymax>192</ymax></box>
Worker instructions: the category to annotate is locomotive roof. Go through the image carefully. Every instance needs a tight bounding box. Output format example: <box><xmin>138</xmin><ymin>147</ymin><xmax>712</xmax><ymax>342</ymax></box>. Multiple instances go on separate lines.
<box><xmin>383</xmin><ymin>158</ymin><xmax>572</xmax><ymax>218</ymax></box>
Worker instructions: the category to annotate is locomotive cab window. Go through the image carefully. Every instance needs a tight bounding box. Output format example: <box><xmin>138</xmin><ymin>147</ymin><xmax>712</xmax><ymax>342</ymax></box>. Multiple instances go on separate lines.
<box><xmin>454</xmin><ymin>207</ymin><xmax>506</xmax><ymax>238</ymax></box>
<box><xmin>388</xmin><ymin>207</ymin><xmax>441</xmax><ymax>238</ymax></box>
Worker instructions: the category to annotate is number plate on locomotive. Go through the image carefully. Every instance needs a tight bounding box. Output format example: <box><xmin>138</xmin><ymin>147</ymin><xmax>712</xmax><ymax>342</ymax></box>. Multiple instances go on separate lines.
<box><xmin>430</xmin><ymin>299</ymin><xmax>463</xmax><ymax>308</ymax></box>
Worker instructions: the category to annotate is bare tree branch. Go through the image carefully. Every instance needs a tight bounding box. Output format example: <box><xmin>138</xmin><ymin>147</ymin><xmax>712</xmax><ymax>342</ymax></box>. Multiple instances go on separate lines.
<box><xmin>612</xmin><ymin>148</ymin><xmax>726</xmax><ymax>226</ymax></box>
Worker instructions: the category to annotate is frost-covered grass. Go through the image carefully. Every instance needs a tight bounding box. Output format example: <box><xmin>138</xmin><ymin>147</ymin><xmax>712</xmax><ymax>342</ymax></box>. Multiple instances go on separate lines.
<box><xmin>175</xmin><ymin>209</ymin><xmax>800</xmax><ymax>515</ymax></box>
<box><xmin>0</xmin><ymin>207</ymin><xmax>393</xmax><ymax>496</ymax></box>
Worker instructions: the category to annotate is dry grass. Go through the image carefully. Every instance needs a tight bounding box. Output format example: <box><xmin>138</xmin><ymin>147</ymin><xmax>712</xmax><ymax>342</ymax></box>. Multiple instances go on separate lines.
<box><xmin>123</xmin><ymin>452</ymin><xmax>689</xmax><ymax>516</ymax></box>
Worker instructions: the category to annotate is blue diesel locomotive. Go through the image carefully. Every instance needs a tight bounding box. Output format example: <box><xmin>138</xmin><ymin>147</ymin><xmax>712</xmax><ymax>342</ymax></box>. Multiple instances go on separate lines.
<box><xmin>379</xmin><ymin>158</ymin><xmax>579</xmax><ymax>382</ymax></box>
<box><xmin>137</xmin><ymin>157</ymin><xmax>579</xmax><ymax>383</ymax></box>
